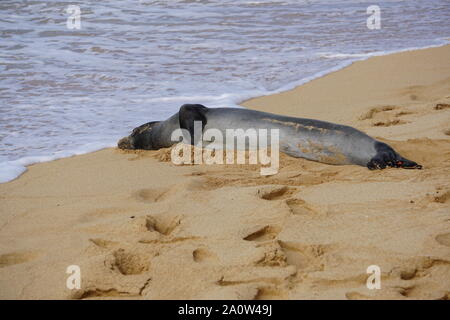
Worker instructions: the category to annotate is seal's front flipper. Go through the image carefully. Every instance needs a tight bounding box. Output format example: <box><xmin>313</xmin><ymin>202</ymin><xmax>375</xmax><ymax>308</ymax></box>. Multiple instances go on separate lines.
<box><xmin>367</xmin><ymin>141</ymin><xmax>422</xmax><ymax>170</ymax></box>
<box><xmin>178</xmin><ymin>104</ymin><xmax>208</xmax><ymax>145</ymax></box>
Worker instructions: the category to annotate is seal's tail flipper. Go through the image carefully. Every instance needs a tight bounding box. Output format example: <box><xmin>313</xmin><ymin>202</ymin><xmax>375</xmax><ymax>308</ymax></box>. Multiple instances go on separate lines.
<box><xmin>395</xmin><ymin>157</ymin><xmax>422</xmax><ymax>169</ymax></box>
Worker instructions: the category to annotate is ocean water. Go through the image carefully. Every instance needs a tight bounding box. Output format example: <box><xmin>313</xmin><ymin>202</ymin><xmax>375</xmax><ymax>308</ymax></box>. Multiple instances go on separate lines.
<box><xmin>0</xmin><ymin>0</ymin><xmax>449</xmax><ymax>182</ymax></box>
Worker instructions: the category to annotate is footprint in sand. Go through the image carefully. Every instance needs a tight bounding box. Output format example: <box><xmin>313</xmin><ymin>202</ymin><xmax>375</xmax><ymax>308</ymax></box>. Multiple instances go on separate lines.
<box><xmin>359</xmin><ymin>105</ymin><xmax>411</xmax><ymax>127</ymax></box>
<box><xmin>434</xmin><ymin>103</ymin><xmax>450</xmax><ymax>110</ymax></box>
<box><xmin>145</xmin><ymin>214</ymin><xmax>181</xmax><ymax>236</ymax></box>
<box><xmin>73</xmin><ymin>288</ymin><xmax>136</xmax><ymax>300</ymax></box>
<box><xmin>254</xmin><ymin>286</ymin><xmax>287</xmax><ymax>300</ymax></box>
<box><xmin>133</xmin><ymin>188</ymin><xmax>169</xmax><ymax>203</ymax></box>
<box><xmin>372</xmin><ymin>119</ymin><xmax>407</xmax><ymax>127</ymax></box>
<box><xmin>345</xmin><ymin>291</ymin><xmax>372</xmax><ymax>300</ymax></box>
<box><xmin>89</xmin><ymin>238</ymin><xmax>118</xmax><ymax>249</ymax></box>
<box><xmin>192</xmin><ymin>248</ymin><xmax>218</xmax><ymax>263</ymax></box>
<box><xmin>256</xmin><ymin>185</ymin><xmax>294</xmax><ymax>201</ymax></box>
<box><xmin>108</xmin><ymin>249</ymin><xmax>150</xmax><ymax>275</ymax></box>
<box><xmin>435</xmin><ymin>233</ymin><xmax>450</xmax><ymax>247</ymax></box>
<box><xmin>253</xmin><ymin>242</ymin><xmax>287</xmax><ymax>267</ymax></box>
<box><xmin>0</xmin><ymin>251</ymin><xmax>39</xmax><ymax>268</ymax></box>
<box><xmin>285</xmin><ymin>198</ymin><xmax>316</xmax><ymax>215</ymax></box>
<box><xmin>398</xmin><ymin>267</ymin><xmax>418</xmax><ymax>280</ymax></box>
<box><xmin>243</xmin><ymin>225</ymin><xmax>281</xmax><ymax>242</ymax></box>
<box><xmin>278</xmin><ymin>241</ymin><xmax>325</xmax><ymax>272</ymax></box>
<box><xmin>359</xmin><ymin>105</ymin><xmax>397</xmax><ymax>120</ymax></box>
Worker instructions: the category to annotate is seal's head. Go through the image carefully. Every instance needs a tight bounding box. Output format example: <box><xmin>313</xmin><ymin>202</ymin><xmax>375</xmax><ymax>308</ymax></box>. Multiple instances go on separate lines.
<box><xmin>367</xmin><ymin>141</ymin><xmax>422</xmax><ymax>170</ymax></box>
<box><xmin>118</xmin><ymin>121</ymin><xmax>160</xmax><ymax>150</ymax></box>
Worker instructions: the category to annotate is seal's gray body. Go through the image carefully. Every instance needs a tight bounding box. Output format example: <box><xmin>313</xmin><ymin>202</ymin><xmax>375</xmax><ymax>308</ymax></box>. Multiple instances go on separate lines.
<box><xmin>118</xmin><ymin>104</ymin><xmax>421</xmax><ymax>170</ymax></box>
<box><xmin>197</xmin><ymin>108</ymin><xmax>376</xmax><ymax>166</ymax></box>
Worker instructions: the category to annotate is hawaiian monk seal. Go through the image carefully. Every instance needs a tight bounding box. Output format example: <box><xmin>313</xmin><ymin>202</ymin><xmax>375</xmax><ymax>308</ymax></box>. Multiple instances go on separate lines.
<box><xmin>118</xmin><ymin>104</ymin><xmax>422</xmax><ymax>170</ymax></box>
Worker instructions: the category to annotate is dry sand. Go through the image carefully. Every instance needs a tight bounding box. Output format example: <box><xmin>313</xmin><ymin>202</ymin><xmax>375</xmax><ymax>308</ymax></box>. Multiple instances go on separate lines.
<box><xmin>0</xmin><ymin>45</ymin><xmax>449</xmax><ymax>300</ymax></box>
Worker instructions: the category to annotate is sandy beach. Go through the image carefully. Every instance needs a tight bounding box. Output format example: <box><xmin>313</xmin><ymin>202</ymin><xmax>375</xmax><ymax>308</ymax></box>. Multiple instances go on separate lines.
<box><xmin>0</xmin><ymin>45</ymin><xmax>449</xmax><ymax>300</ymax></box>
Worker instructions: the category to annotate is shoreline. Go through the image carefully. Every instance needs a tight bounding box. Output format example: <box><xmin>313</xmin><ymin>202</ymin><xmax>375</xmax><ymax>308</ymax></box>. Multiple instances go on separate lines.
<box><xmin>244</xmin><ymin>40</ymin><xmax>450</xmax><ymax>105</ymax></box>
<box><xmin>0</xmin><ymin>45</ymin><xmax>449</xmax><ymax>300</ymax></box>
<box><xmin>1</xmin><ymin>41</ymin><xmax>449</xmax><ymax>184</ymax></box>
